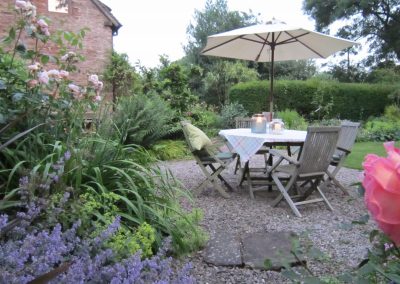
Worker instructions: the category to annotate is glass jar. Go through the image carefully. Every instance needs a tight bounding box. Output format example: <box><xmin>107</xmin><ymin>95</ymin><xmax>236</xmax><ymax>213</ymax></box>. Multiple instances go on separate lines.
<box><xmin>251</xmin><ymin>114</ymin><xmax>267</xmax><ymax>133</ymax></box>
<box><xmin>270</xmin><ymin>118</ymin><xmax>284</xmax><ymax>134</ymax></box>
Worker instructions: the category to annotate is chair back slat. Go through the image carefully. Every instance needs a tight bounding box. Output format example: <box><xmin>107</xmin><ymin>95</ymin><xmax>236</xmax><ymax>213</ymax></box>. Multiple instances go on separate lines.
<box><xmin>298</xmin><ymin>127</ymin><xmax>340</xmax><ymax>174</ymax></box>
<box><xmin>235</xmin><ymin>117</ymin><xmax>252</xmax><ymax>128</ymax></box>
<box><xmin>336</xmin><ymin>121</ymin><xmax>360</xmax><ymax>152</ymax></box>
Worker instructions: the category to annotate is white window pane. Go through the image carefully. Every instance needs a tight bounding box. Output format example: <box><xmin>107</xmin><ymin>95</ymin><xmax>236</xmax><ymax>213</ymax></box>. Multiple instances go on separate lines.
<box><xmin>48</xmin><ymin>0</ymin><xmax>68</xmax><ymax>13</ymax></box>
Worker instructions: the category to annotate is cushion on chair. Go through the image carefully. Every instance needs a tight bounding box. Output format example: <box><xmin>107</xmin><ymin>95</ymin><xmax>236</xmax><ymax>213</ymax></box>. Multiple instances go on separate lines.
<box><xmin>183</xmin><ymin>123</ymin><xmax>212</xmax><ymax>150</ymax></box>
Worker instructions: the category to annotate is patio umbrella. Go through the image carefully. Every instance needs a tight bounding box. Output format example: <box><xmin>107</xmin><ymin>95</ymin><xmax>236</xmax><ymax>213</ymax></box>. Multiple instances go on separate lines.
<box><xmin>201</xmin><ymin>19</ymin><xmax>358</xmax><ymax>119</ymax></box>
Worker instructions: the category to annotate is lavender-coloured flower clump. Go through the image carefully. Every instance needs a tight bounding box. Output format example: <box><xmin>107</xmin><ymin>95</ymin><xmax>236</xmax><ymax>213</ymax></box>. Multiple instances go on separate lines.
<box><xmin>0</xmin><ymin>211</ymin><xmax>195</xmax><ymax>284</ymax></box>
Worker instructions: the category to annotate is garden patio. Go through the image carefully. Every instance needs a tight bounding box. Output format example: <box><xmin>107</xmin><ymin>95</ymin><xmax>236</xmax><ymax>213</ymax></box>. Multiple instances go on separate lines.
<box><xmin>163</xmin><ymin>153</ymin><xmax>372</xmax><ymax>283</ymax></box>
<box><xmin>1</xmin><ymin>0</ymin><xmax>399</xmax><ymax>283</ymax></box>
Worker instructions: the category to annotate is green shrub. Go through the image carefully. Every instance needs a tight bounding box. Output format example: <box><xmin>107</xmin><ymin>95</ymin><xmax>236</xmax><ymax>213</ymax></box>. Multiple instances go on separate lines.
<box><xmin>358</xmin><ymin>119</ymin><xmax>400</xmax><ymax>142</ymax></box>
<box><xmin>276</xmin><ymin>109</ymin><xmax>308</xmax><ymax>130</ymax></box>
<box><xmin>229</xmin><ymin>80</ymin><xmax>396</xmax><ymax>121</ymax></box>
<box><xmin>102</xmin><ymin>93</ymin><xmax>178</xmax><ymax>148</ymax></box>
<box><xmin>219</xmin><ymin>101</ymin><xmax>248</xmax><ymax>128</ymax></box>
<box><xmin>184</xmin><ymin>102</ymin><xmax>221</xmax><ymax>136</ymax></box>
<box><xmin>149</xmin><ymin>139</ymin><xmax>190</xmax><ymax>161</ymax></box>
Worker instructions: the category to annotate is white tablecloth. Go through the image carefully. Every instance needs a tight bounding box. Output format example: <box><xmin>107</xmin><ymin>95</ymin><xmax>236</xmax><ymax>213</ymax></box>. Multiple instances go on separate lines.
<box><xmin>219</xmin><ymin>128</ymin><xmax>307</xmax><ymax>165</ymax></box>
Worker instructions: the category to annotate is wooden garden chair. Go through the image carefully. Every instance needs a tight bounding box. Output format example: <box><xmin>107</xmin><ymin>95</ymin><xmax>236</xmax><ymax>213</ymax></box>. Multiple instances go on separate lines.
<box><xmin>268</xmin><ymin>126</ymin><xmax>340</xmax><ymax>217</ymax></box>
<box><xmin>180</xmin><ymin>121</ymin><xmax>236</xmax><ymax>198</ymax></box>
<box><xmin>324</xmin><ymin>121</ymin><xmax>360</xmax><ymax>194</ymax></box>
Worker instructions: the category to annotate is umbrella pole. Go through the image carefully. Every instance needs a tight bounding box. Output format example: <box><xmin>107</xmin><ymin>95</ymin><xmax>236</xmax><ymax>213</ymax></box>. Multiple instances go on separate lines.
<box><xmin>269</xmin><ymin>43</ymin><xmax>275</xmax><ymax>121</ymax></box>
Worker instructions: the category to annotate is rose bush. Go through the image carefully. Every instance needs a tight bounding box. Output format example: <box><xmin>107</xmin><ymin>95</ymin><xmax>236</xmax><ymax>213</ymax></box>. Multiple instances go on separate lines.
<box><xmin>362</xmin><ymin>141</ymin><xmax>400</xmax><ymax>245</ymax></box>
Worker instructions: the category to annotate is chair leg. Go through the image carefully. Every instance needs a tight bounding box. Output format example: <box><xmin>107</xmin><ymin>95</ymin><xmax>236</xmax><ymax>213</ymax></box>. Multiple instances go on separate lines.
<box><xmin>234</xmin><ymin>156</ymin><xmax>241</xmax><ymax>175</ymax></box>
<box><xmin>325</xmin><ymin>170</ymin><xmax>350</xmax><ymax>195</ymax></box>
<box><xmin>209</xmin><ymin>164</ymin><xmax>234</xmax><ymax>192</ymax></box>
<box><xmin>316</xmin><ymin>185</ymin><xmax>334</xmax><ymax>211</ymax></box>
<box><xmin>272</xmin><ymin>175</ymin><xmax>302</xmax><ymax>217</ymax></box>
<box><xmin>197</xmin><ymin>163</ymin><xmax>230</xmax><ymax>198</ymax></box>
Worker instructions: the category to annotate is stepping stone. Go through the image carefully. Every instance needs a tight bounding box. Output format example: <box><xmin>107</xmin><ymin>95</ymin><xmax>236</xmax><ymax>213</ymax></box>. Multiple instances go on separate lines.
<box><xmin>203</xmin><ymin>232</ymin><xmax>242</xmax><ymax>266</ymax></box>
<box><xmin>242</xmin><ymin>231</ymin><xmax>304</xmax><ymax>270</ymax></box>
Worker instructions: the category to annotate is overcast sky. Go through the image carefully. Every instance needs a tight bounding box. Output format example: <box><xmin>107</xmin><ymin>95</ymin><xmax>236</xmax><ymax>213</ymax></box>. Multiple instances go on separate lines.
<box><xmin>100</xmin><ymin>0</ymin><xmax>351</xmax><ymax>68</ymax></box>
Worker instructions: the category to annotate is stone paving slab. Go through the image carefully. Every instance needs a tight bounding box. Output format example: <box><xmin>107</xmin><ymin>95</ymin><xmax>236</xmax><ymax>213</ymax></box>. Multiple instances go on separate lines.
<box><xmin>203</xmin><ymin>232</ymin><xmax>242</xmax><ymax>266</ymax></box>
<box><xmin>203</xmin><ymin>231</ymin><xmax>304</xmax><ymax>270</ymax></box>
<box><xmin>242</xmin><ymin>231</ymin><xmax>303</xmax><ymax>270</ymax></box>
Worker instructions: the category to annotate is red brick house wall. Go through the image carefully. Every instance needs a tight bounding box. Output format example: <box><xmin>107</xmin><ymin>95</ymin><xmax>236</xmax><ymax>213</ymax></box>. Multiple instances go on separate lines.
<box><xmin>0</xmin><ymin>0</ymin><xmax>121</xmax><ymax>99</ymax></box>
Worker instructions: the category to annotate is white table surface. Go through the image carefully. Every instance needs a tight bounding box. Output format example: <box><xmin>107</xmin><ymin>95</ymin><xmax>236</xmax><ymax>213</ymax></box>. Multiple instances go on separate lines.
<box><xmin>219</xmin><ymin>128</ymin><xmax>307</xmax><ymax>164</ymax></box>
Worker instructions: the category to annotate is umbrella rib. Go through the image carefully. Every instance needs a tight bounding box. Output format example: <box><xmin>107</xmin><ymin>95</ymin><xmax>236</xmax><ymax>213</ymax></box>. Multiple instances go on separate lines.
<box><xmin>276</xmin><ymin>31</ymin><xmax>310</xmax><ymax>45</ymax></box>
<box><xmin>254</xmin><ymin>33</ymin><xmax>270</xmax><ymax>62</ymax></box>
<box><xmin>201</xmin><ymin>35</ymin><xmax>243</xmax><ymax>54</ymax></box>
<box><xmin>284</xmin><ymin>31</ymin><xmax>324</xmax><ymax>58</ymax></box>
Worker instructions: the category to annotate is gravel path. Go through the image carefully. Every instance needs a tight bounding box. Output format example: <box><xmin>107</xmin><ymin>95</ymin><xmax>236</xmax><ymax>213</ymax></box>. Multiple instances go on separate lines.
<box><xmin>162</xmin><ymin>156</ymin><xmax>374</xmax><ymax>283</ymax></box>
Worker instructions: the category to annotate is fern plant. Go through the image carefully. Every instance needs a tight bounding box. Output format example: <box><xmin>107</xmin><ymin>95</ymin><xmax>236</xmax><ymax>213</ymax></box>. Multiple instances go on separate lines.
<box><xmin>101</xmin><ymin>93</ymin><xmax>178</xmax><ymax>148</ymax></box>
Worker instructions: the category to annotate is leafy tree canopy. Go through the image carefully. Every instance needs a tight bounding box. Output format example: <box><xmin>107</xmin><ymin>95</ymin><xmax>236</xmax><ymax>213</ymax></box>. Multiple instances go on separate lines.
<box><xmin>303</xmin><ymin>0</ymin><xmax>400</xmax><ymax>64</ymax></box>
<box><xmin>184</xmin><ymin>0</ymin><xmax>259</xmax><ymax>66</ymax></box>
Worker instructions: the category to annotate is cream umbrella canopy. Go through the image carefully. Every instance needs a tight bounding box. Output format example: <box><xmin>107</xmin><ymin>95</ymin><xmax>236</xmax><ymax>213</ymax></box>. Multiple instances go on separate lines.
<box><xmin>201</xmin><ymin>19</ymin><xmax>358</xmax><ymax>118</ymax></box>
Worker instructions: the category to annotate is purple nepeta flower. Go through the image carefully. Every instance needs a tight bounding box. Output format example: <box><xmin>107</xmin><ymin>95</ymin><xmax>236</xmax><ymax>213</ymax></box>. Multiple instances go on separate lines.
<box><xmin>64</xmin><ymin>151</ymin><xmax>71</xmax><ymax>161</ymax></box>
<box><xmin>19</xmin><ymin>176</ymin><xmax>29</xmax><ymax>188</ymax></box>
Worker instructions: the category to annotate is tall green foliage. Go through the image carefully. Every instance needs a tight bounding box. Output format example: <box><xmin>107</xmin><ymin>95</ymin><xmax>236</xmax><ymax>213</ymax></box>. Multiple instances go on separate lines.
<box><xmin>103</xmin><ymin>51</ymin><xmax>141</xmax><ymax>103</ymax></box>
<box><xmin>229</xmin><ymin>80</ymin><xmax>395</xmax><ymax>120</ymax></box>
<box><xmin>102</xmin><ymin>94</ymin><xmax>177</xmax><ymax>148</ymax></box>
<box><xmin>184</xmin><ymin>0</ymin><xmax>258</xmax><ymax>65</ymax></box>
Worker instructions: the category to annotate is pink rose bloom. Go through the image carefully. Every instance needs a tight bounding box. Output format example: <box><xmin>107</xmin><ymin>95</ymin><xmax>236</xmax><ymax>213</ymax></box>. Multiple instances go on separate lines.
<box><xmin>94</xmin><ymin>81</ymin><xmax>103</xmax><ymax>91</ymax></box>
<box><xmin>68</xmin><ymin>84</ymin><xmax>83</xmax><ymax>100</ymax></box>
<box><xmin>47</xmin><ymin>69</ymin><xmax>60</xmax><ymax>78</ymax></box>
<box><xmin>38</xmin><ymin>71</ymin><xmax>49</xmax><ymax>84</ymax></box>
<box><xmin>15</xmin><ymin>0</ymin><xmax>27</xmax><ymax>9</ymax></box>
<box><xmin>36</xmin><ymin>18</ymin><xmax>48</xmax><ymax>28</ymax></box>
<box><xmin>61</xmin><ymin>51</ymin><xmax>76</xmax><ymax>61</ymax></box>
<box><xmin>88</xmin><ymin>74</ymin><xmax>99</xmax><ymax>84</ymax></box>
<box><xmin>27</xmin><ymin>79</ymin><xmax>38</xmax><ymax>88</ymax></box>
<box><xmin>59</xmin><ymin>70</ymin><xmax>69</xmax><ymax>79</ymax></box>
<box><xmin>28</xmin><ymin>62</ymin><xmax>40</xmax><ymax>71</ymax></box>
<box><xmin>93</xmin><ymin>95</ymin><xmax>102</xmax><ymax>102</ymax></box>
<box><xmin>362</xmin><ymin>141</ymin><xmax>400</xmax><ymax>245</ymax></box>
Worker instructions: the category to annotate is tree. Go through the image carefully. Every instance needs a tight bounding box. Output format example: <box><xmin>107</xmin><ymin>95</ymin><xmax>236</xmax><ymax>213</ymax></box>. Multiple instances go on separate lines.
<box><xmin>184</xmin><ymin>0</ymin><xmax>259</xmax><ymax>66</ymax></box>
<box><xmin>303</xmin><ymin>0</ymin><xmax>400</xmax><ymax>64</ymax></box>
<box><xmin>103</xmin><ymin>52</ymin><xmax>141</xmax><ymax>104</ymax></box>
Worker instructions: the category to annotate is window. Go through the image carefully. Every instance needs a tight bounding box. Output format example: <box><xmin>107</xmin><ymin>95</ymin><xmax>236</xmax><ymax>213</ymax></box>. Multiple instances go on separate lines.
<box><xmin>48</xmin><ymin>0</ymin><xmax>68</xmax><ymax>13</ymax></box>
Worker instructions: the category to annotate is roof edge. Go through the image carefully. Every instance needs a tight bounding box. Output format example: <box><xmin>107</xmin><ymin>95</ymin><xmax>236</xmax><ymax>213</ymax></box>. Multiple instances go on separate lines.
<box><xmin>91</xmin><ymin>0</ymin><xmax>122</xmax><ymax>35</ymax></box>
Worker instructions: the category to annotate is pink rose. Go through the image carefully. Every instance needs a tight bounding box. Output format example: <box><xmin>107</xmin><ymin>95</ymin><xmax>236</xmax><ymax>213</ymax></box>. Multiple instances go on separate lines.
<box><xmin>47</xmin><ymin>69</ymin><xmax>60</xmax><ymax>78</ymax></box>
<box><xmin>362</xmin><ymin>141</ymin><xmax>400</xmax><ymax>245</ymax></box>
<box><xmin>88</xmin><ymin>74</ymin><xmax>99</xmax><ymax>84</ymax></box>
<box><xmin>28</xmin><ymin>62</ymin><xmax>41</xmax><ymax>71</ymax></box>
<box><xmin>15</xmin><ymin>0</ymin><xmax>27</xmax><ymax>9</ymax></box>
<box><xmin>27</xmin><ymin>79</ymin><xmax>38</xmax><ymax>88</ymax></box>
<box><xmin>38</xmin><ymin>71</ymin><xmax>49</xmax><ymax>84</ymax></box>
<box><xmin>59</xmin><ymin>70</ymin><xmax>69</xmax><ymax>79</ymax></box>
<box><xmin>68</xmin><ymin>83</ymin><xmax>83</xmax><ymax>100</ymax></box>
<box><xmin>36</xmin><ymin>18</ymin><xmax>48</xmax><ymax>28</ymax></box>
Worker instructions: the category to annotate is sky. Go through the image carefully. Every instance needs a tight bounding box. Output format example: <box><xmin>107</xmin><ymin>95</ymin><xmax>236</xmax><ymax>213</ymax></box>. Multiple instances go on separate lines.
<box><xmin>99</xmin><ymin>0</ymin><xmax>346</xmax><ymax>68</ymax></box>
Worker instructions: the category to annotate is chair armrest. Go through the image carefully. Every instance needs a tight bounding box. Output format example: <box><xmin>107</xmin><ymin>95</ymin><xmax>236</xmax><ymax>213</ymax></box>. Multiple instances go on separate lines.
<box><xmin>269</xmin><ymin>149</ymin><xmax>300</xmax><ymax>165</ymax></box>
<box><xmin>336</xmin><ymin>146</ymin><xmax>351</xmax><ymax>155</ymax></box>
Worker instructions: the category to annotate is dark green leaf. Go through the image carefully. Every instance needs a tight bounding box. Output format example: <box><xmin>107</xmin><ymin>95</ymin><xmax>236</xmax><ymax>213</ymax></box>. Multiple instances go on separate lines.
<box><xmin>8</xmin><ymin>27</ymin><xmax>16</xmax><ymax>40</ymax></box>
<box><xmin>40</xmin><ymin>54</ymin><xmax>50</xmax><ymax>65</ymax></box>
<box><xmin>352</xmin><ymin>214</ymin><xmax>369</xmax><ymax>225</ymax></box>
<box><xmin>369</xmin><ymin>229</ymin><xmax>379</xmax><ymax>242</ymax></box>
<box><xmin>12</xmin><ymin>92</ymin><xmax>25</xmax><ymax>102</ymax></box>
<box><xmin>0</xmin><ymin>79</ymin><xmax>6</xmax><ymax>90</ymax></box>
<box><xmin>264</xmin><ymin>259</ymin><xmax>273</xmax><ymax>269</ymax></box>
<box><xmin>16</xmin><ymin>43</ymin><xmax>26</xmax><ymax>54</ymax></box>
<box><xmin>71</xmin><ymin>38</ymin><xmax>79</xmax><ymax>46</ymax></box>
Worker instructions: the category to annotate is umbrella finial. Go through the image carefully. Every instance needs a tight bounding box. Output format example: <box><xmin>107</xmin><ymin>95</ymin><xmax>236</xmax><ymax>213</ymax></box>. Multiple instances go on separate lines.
<box><xmin>265</xmin><ymin>18</ymin><xmax>286</xmax><ymax>25</ymax></box>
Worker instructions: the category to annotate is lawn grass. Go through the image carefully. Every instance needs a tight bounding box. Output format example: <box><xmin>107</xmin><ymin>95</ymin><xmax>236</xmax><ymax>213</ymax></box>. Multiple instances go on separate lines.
<box><xmin>344</xmin><ymin>141</ymin><xmax>399</xmax><ymax>170</ymax></box>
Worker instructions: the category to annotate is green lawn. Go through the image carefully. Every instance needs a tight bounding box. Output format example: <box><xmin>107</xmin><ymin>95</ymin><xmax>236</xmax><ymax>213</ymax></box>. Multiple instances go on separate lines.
<box><xmin>344</xmin><ymin>141</ymin><xmax>399</xmax><ymax>170</ymax></box>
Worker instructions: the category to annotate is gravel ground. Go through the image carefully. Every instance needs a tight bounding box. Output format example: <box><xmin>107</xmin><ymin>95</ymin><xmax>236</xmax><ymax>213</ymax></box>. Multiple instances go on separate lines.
<box><xmin>161</xmin><ymin>156</ymin><xmax>374</xmax><ymax>284</ymax></box>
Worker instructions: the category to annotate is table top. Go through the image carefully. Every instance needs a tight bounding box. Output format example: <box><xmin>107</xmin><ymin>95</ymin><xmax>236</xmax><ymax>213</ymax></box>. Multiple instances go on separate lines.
<box><xmin>219</xmin><ymin>128</ymin><xmax>307</xmax><ymax>164</ymax></box>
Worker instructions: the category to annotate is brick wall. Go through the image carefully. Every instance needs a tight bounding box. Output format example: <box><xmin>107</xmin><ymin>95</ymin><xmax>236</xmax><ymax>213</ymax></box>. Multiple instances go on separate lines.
<box><xmin>0</xmin><ymin>0</ymin><xmax>115</xmax><ymax>100</ymax></box>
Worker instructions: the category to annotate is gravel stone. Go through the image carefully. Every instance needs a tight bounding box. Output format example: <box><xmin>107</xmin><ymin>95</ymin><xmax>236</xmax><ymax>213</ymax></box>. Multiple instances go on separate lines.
<box><xmin>161</xmin><ymin>155</ymin><xmax>372</xmax><ymax>283</ymax></box>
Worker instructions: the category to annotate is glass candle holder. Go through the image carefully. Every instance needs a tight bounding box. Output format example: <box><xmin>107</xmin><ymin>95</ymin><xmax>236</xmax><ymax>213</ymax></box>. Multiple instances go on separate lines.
<box><xmin>251</xmin><ymin>114</ymin><xmax>267</xmax><ymax>133</ymax></box>
<box><xmin>270</xmin><ymin>118</ymin><xmax>284</xmax><ymax>134</ymax></box>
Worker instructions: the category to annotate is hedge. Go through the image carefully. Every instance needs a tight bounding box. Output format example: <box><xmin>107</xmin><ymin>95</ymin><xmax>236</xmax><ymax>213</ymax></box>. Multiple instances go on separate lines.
<box><xmin>228</xmin><ymin>80</ymin><xmax>396</xmax><ymax>121</ymax></box>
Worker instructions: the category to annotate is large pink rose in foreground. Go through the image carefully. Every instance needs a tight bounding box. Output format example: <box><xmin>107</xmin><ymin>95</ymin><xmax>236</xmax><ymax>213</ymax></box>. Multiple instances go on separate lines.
<box><xmin>362</xmin><ymin>141</ymin><xmax>400</xmax><ymax>245</ymax></box>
